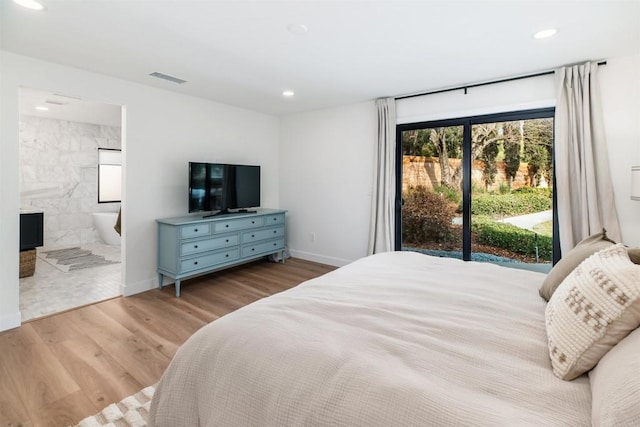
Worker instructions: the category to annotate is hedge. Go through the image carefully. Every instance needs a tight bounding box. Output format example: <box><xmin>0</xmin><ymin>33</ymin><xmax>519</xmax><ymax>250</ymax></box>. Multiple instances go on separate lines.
<box><xmin>471</xmin><ymin>191</ymin><xmax>551</xmax><ymax>217</ymax></box>
<box><xmin>472</xmin><ymin>218</ymin><xmax>552</xmax><ymax>261</ymax></box>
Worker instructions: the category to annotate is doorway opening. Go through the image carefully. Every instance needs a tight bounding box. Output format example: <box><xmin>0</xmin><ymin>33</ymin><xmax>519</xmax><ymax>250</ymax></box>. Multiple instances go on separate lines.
<box><xmin>18</xmin><ymin>87</ymin><xmax>124</xmax><ymax>321</ymax></box>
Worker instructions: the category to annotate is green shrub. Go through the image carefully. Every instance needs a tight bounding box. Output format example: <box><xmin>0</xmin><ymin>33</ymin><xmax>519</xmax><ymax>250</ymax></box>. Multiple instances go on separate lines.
<box><xmin>433</xmin><ymin>184</ymin><xmax>462</xmax><ymax>205</ymax></box>
<box><xmin>472</xmin><ymin>220</ymin><xmax>552</xmax><ymax>261</ymax></box>
<box><xmin>512</xmin><ymin>186</ymin><xmax>552</xmax><ymax>196</ymax></box>
<box><xmin>471</xmin><ymin>191</ymin><xmax>551</xmax><ymax>217</ymax></box>
<box><xmin>402</xmin><ymin>186</ymin><xmax>457</xmax><ymax>244</ymax></box>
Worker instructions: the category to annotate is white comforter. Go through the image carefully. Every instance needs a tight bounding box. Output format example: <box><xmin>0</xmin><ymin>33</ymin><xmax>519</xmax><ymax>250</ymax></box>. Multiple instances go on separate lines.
<box><xmin>149</xmin><ymin>252</ymin><xmax>591</xmax><ymax>426</ymax></box>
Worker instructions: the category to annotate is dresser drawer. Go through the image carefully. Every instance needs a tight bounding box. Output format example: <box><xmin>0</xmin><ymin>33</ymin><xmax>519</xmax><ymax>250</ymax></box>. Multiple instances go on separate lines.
<box><xmin>214</xmin><ymin>216</ymin><xmax>264</xmax><ymax>233</ymax></box>
<box><xmin>241</xmin><ymin>227</ymin><xmax>284</xmax><ymax>244</ymax></box>
<box><xmin>180</xmin><ymin>223</ymin><xmax>211</xmax><ymax>239</ymax></box>
<box><xmin>181</xmin><ymin>234</ymin><xmax>238</xmax><ymax>256</ymax></box>
<box><xmin>265</xmin><ymin>214</ymin><xmax>285</xmax><ymax>226</ymax></box>
<box><xmin>180</xmin><ymin>249</ymin><xmax>239</xmax><ymax>273</ymax></box>
<box><xmin>242</xmin><ymin>239</ymin><xmax>285</xmax><ymax>258</ymax></box>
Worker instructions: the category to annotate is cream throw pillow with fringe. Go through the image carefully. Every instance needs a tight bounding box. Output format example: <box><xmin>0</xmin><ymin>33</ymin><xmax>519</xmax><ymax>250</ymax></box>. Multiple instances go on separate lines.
<box><xmin>545</xmin><ymin>244</ymin><xmax>640</xmax><ymax>380</ymax></box>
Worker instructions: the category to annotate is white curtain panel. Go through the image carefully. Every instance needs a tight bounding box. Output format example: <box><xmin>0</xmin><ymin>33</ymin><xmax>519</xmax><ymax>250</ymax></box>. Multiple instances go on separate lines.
<box><xmin>367</xmin><ymin>98</ymin><xmax>396</xmax><ymax>254</ymax></box>
<box><xmin>555</xmin><ymin>62</ymin><xmax>621</xmax><ymax>254</ymax></box>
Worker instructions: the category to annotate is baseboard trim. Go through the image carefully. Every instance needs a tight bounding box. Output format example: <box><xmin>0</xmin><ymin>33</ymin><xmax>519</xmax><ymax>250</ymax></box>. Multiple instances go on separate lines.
<box><xmin>0</xmin><ymin>311</ymin><xmax>22</xmax><ymax>332</ymax></box>
<box><xmin>122</xmin><ymin>277</ymin><xmax>157</xmax><ymax>297</ymax></box>
<box><xmin>289</xmin><ymin>249</ymin><xmax>352</xmax><ymax>267</ymax></box>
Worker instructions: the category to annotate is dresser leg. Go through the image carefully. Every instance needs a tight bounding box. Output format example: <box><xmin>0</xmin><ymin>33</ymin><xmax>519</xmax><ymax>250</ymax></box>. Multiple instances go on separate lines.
<box><xmin>281</xmin><ymin>250</ymin><xmax>286</xmax><ymax>264</ymax></box>
<box><xmin>175</xmin><ymin>279</ymin><xmax>181</xmax><ymax>298</ymax></box>
<box><xmin>158</xmin><ymin>273</ymin><xmax>163</xmax><ymax>289</ymax></box>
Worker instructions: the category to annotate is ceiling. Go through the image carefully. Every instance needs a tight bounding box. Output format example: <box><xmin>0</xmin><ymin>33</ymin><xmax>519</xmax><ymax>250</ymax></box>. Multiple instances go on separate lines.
<box><xmin>2</xmin><ymin>1</ymin><xmax>639</xmax><ymax>116</ymax></box>
<box><xmin>19</xmin><ymin>87</ymin><xmax>122</xmax><ymax>126</ymax></box>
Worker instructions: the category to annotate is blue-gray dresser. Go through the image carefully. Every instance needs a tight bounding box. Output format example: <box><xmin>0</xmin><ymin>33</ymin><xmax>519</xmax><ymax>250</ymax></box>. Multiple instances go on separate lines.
<box><xmin>157</xmin><ymin>209</ymin><xmax>286</xmax><ymax>297</ymax></box>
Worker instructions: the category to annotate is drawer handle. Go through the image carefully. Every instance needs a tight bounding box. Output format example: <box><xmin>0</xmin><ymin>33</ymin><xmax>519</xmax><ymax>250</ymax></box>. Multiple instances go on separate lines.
<box><xmin>251</xmin><ymin>234</ymin><xmax>255</xmax><ymax>238</ymax></box>
<box><xmin>194</xmin><ymin>261</ymin><xmax>198</xmax><ymax>265</ymax></box>
<box><xmin>225</xmin><ymin>225</ymin><xmax>229</xmax><ymax>228</ymax></box>
<box><xmin>251</xmin><ymin>248</ymin><xmax>255</xmax><ymax>252</ymax></box>
<box><xmin>226</xmin><ymin>254</ymin><xmax>229</xmax><ymax>258</ymax></box>
<box><xmin>194</xmin><ymin>245</ymin><xmax>198</xmax><ymax>249</ymax></box>
<box><xmin>273</xmin><ymin>218</ymin><xmax>277</xmax><ymax>221</ymax></box>
<box><xmin>252</xmin><ymin>221</ymin><xmax>255</xmax><ymax>224</ymax></box>
<box><xmin>273</xmin><ymin>243</ymin><xmax>277</xmax><ymax>246</ymax></box>
<box><xmin>194</xmin><ymin>228</ymin><xmax>198</xmax><ymax>232</ymax></box>
<box><xmin>273</xmin><ymin>230</ymin><xmax>277</xmax><ymax>234</ymax></box>
<box><xmin>226</xmin><ymin>239</ymin><xmax>229</xmax><ymax>242</ymax></box>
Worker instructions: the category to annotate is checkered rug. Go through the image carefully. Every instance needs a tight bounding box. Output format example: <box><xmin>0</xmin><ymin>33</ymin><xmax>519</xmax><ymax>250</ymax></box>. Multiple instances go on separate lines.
<box><xmin>74</xmin><ymin>386</ymin><xmax>155</xmax><ymax>427</ymax></box>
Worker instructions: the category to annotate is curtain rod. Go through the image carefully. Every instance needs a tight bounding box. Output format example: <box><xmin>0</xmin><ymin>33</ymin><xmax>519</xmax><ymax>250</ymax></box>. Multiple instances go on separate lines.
<box><xmin>395</xmin><ymin>60</ymin><xmax>607</xmax><ymax>101</ymax></box>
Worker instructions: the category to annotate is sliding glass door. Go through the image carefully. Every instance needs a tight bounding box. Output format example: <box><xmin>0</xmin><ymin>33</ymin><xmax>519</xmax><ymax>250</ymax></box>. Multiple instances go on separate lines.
<box><xmin>396</xmin><ymin>109</ymin><xmax>557</xmax><ymax>272</ymax></box>
<box><xmin>399</xmin><ymin>125</ymin><xmax>465</xmax><ymax>258</ymax></box>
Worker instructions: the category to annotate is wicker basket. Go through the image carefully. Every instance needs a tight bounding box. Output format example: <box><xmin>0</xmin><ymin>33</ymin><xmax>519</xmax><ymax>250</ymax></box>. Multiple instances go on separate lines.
<box><xmin>19</xmin><ymin>249</ymin><xmax>37</xmax><ymax>278</ymax></box>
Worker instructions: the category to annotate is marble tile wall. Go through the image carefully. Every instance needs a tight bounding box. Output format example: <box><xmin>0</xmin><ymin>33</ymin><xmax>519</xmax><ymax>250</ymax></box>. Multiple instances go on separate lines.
<box><xmin>19</xmin><ymin>116</ymin><xmax>122</xmax><ymax>250</ymax></box>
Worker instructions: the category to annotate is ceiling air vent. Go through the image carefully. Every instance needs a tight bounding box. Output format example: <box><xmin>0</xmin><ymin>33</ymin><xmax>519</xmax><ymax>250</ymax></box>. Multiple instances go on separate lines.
<box><xmin>45</xmin><ymin>100</ymin><xmax>66</xmax><ymax>105</ymax></box>
<box><xmin>149</xmin><ymin>72</ymin><xmax>187</xmax><ymax>84</ymax></box>
<box><xmin>52</xmin><ymin>93</ymin><xmax>82</xmax><ymax>100</ymax></box>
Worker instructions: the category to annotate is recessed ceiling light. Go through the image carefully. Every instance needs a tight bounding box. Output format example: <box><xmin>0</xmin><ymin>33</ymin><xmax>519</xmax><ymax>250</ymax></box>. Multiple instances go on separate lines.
<box><xmin>282</xmin><ymin>90</ymin><xmax>295</xmax><ymax>97</ymax></box>
<box><xmin>35</xmin><ymin>106</ymin><xmax>49</xmax><ymax>111</ymax></box>
<box><xmin>533</xmin><ymin>28</ymin><xmax>558</xmax><ymax>39</ymax></box>
<box><xmin>287</xmin><ymin>24</ymin><xmax>308</xmax><ymax>36</ymax></box>
<box><xmin>12</xmin><ymin>0</ymin><xmax>44</xmax><ymax>10</ymax></box>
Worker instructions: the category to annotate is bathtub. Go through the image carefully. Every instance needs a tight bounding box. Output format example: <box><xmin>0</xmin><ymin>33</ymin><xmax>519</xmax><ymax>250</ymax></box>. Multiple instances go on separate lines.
<box><xmin>92</xmin><ymin>212</ymin><xmax>121</xmax><ymax>246</ymax></box>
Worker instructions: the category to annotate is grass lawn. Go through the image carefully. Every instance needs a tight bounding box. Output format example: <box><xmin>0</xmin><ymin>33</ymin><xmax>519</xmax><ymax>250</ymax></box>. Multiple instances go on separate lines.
<box><xmin>533</xmin><ymin>220</ymin><xmax>553</xmax><ymax>236</ymax></box>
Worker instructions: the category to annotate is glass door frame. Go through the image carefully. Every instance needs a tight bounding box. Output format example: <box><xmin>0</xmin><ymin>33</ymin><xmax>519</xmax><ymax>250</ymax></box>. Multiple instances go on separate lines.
<box><xmin>395</xmin><ymin>107</ymin><xmax>560</xmax><ymax>264</ymax></box>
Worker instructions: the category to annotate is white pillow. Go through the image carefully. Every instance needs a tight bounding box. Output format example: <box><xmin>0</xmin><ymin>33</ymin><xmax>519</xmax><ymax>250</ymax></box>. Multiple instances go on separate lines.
<box><xmin>545</xmin><ymin>244</ymin><xmax>640</xmax><ymax>380</ymax></box>
<box><xmin>589</xmin><ymin>327</ymin><xmax>640</xmax><ymax>426</ymax></box>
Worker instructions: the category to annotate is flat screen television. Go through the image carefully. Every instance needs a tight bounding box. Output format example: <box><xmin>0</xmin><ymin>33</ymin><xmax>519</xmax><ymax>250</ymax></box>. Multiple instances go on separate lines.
<box><xmin>189</xmin><ymin>162</ymin><xmax>260</xmax><ymax>215</ymax></box>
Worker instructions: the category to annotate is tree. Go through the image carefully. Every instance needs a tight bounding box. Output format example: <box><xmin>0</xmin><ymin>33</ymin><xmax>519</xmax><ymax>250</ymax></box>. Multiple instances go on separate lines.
<box><xmin>430</xmin><ymin>128</ymin><xmax>450</xmax><ymax>186</ymax></box>
<box><xmin>448</xmin><ymin>122</ymin><xmax>519</xmax><ymax>187</ymax></box>
<box><xmin>503</xmin><ymin>121</ymin><xmax>523</xmax><ymax>188</ymax></box>
<box><xmin>402</xmin><ymin>130</ymin><xmax>422</xmax><ymax>156</ymax></box>
<box><xmin>522</xmin><ymin>119</ymin><xmax>553</xmax><ymax>187</ymax></box>
<box><xmin>481</xmin><ymin>141</ymin><xmax>499</xmax><ymax>190</ymax></box>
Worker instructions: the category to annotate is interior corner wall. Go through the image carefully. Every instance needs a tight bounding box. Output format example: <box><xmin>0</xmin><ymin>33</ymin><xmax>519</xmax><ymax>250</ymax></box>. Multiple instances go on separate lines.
<box><xmin>0</xmin><ymin>52</ymin><xmax>280</xmax><ymax>331</ymax></box>
<box><xmin>280</xmin><ymin>101</ymin><xmax>377</xmax><ymax>266</ymax></box>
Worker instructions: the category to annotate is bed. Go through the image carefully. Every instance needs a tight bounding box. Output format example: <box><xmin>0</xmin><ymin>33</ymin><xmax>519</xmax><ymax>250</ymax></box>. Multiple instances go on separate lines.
<box><xmin>148</xmin><ymin>250</ymin><xmax>639</xmax><ymax>426</ymax></box>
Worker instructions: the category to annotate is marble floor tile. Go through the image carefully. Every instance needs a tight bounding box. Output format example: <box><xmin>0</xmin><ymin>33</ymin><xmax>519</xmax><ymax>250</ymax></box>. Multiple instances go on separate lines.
<box><xmin>19</xmin><ymin>244</ymin><xmax>122</xmax><ymax>322</ymax></box>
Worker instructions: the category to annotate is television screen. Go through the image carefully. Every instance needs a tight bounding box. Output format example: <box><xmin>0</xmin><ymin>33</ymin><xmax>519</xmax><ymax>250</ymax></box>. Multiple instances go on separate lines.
<box><xmin>189</xmin><ymin>163</ymin><xmax>260</xmax><ymax>214</ymax></box>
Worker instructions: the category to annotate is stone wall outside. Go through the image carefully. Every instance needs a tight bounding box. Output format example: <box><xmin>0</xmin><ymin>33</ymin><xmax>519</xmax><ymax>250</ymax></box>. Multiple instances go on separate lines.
<box><xmin>402</xmin><ymin>155</ymin><xmax>538</xmax><ymax>192</ymax></box>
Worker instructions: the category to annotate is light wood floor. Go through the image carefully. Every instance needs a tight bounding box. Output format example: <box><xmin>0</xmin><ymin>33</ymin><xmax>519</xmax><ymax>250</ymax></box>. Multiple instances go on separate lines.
<box><xmin>0</xmin><ymin>258</ymin><xmax>335</xmax><ymax>427</ymax></box>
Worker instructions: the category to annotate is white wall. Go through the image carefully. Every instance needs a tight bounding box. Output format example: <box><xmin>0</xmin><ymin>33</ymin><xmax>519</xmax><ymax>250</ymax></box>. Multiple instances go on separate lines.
<box><xmin>280</xmin><ymin>101</ymin><xmax>376</xmax><ymax>266</ymax></box>
<box><xmin>280</xmin><ymin>53</ymin><xmax>640</xmax><ymax>268</ymax></box>
<box><xmin>396</xmin><ymin>73</ymin><xmax>555</xmax><ymax>124</ymax></box>
<box><xmin>0</xmin><ymin>52</ymin><xmax>280</xmax><ymax>331</ymax></box>
<box><xmin>599</xmin><ymin>54</ymin><xmax>640</xmax><ymax>247</ymax></box>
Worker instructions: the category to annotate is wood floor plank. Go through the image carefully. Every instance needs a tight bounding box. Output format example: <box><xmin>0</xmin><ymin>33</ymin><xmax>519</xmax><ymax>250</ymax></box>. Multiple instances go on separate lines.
<box><xmin>31</xmin><ymin>390</ymin><xmax>98</xmax><ymax>427</ymax></box>
<box><xmin>134</xmin><ymin>288</ymin><xmax>218</xmax><ymax>325</ymax></box>
<box><xmin>102</xmin><ymin>332</ymin><xmax>171</xmax><ymax>388</ymax></box>
<box><xmin>29</xmin><ymin>311</ymin><xmax>86</xmax><ymax>345</ymax></box>
<box><xmin>97</xmin><ymin>293</ymin><xmax>210</xmax><ymax>358</ymax></box>
<box><xmin>0</xmin><ymin>257</ymin><xmax>334</xmax><ymax>426</ymax></box>
<box><xmin>63</xmin><ymin>304</ymin><xmax>134</xmax><ymax>348</ymax></box>
<box><xmin>0</xmin><ymin>359</ymin><xmax>33</xmax><ymax>427</ymax></box>
<box><xmin>0</xmin><ymin>325</ymin><xmax>79</xmax><ymax>415</ymax></box>
<box><xmin>47</xmin><ymin>334</ymin><xmax>144</xmax><ymax>412</ymax></box>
